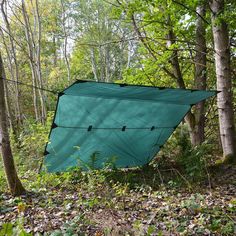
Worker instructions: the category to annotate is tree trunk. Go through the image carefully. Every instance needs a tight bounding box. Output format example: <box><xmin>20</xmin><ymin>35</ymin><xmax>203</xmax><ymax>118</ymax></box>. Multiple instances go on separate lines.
<box><xmin>0</xmin><ymin>52</ymin><xmax>25</xmax><ymax>196</ymax></box>
<box><xmin>192</xmin><ymin>0</ymin><xmax>207</xmax><ymax>145</ymax></box>
<box><xmin>166</xmin><ymin>23</ymin><xmax>198</xmax><ymax>146</ymax></box>
<box><xmin>210</xmin><ymin>0</ymin><xmax>236</xmax><ymax>160</ymax></box>
<box><xmin>52</xmin><ymin>35</ymin><xmax>57</xmax><ymax>67</ymax></box>
<box><xmin>166</xmin><ymin>18</ymin><xmax>185</xmax><ymax>89</ymax></box>
<box><xmin>61</xmin><ymin>0</ymin><xmax>71</xmax><ymax>85</ymax></box>
<box><xmin>105</xmin><ymin>45</ymin><xmax>110</xmax><ymax>82</ymax></box>
<box><xmin>0</xmin><ymin>0</ymin><xmax>22</xmax><ymax>126</ymax></box>
<box><xmin>90</xmin><ymin>47</ymin><xmax>98</xmax><ymax>81</ymax></box>
<box><xmin>35</xmin><ymin>0</ymin><xmax>46</xmax><ymax>123</ymax></box>
<box><xmin>0</xmin><ymin>28</ymin><xmax>17</xmax><ymax>131</ymax></box>
<box><xmin>1</xmin><ymin>59</ymin><xmax>16</xmax><ymax>135</ymax></box>
<box><xmin>22</xmin><ymin>0</ymin><xmax>39</xmax><ymax>121</ymax></box>
<box><xmin>99</xmin><ymin>46</ymin><xmax>105</xmax><ymax>81</ymax></box>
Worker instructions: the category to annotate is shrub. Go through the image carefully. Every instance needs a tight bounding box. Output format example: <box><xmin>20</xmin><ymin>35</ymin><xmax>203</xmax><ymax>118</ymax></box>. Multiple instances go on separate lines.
<box><xmin>11</xmin><ymin>112</ymin><xmax>53</xmax><ymax>171</ymax></box>
<box><xmin>157</xmin><ymin>124</ymin><xmax>214</xmax><ymax>182</ymax></box>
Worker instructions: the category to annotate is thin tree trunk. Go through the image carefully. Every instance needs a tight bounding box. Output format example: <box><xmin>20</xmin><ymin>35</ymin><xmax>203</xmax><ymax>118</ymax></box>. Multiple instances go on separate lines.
<box><xmin>166</xmin><ymin>19</ymin><xmax>185</xmax><ymax>89</ymax></box>
<box><xmin>2</xmin><ymin>61</ymin><xmax>15</xmax><ymax>135</ymax></box>
<box><xmin>21</xmin><ymin>0</ymin><xmax>39</xmax><ymax>121</ymax></box>
<box><xmin>105</xmin><ymin>45</ymin><xmax>110</xmax><ymax>82</ymax></box>
<box><xmin>35</xmin><ymin>0</ymin><xmax>46</xmax><ymax>123</ymax></box>
<box><xmin>99</xmin><ymin>46</ymin><xmax>105</xmax><ymax>81</ymax></box>
<box><xmin>0</xmin><ymin>0</ymin><xmax>22</xmax><ymax>126</ymax></box>
<box><xmin>0</xmin><ymin>28</ymin><xmax>17</xmax><ymax>128</ymax></box>
<box><xmin>126</xmin><ymin>40</ymin><xmax>132</xmax><ymax>69</ymax></box>
<box><xmin>61</xmin><ymin>0</ymin><xmax>71</xmax><ymax>84</ymax></box>
<box><xmin>90</xmin><ymin>48</ymin><xmax>98</xmax><ymax>81</ymax></box>
<box><xmin>192</xmin><ymin>0</ymin><xmax>207</xmax><ymax>145</ymax></box>
<box><xmin>0</xmin><ymin>1</ymin><xmax>21</xmax><ymax>114</ymax></box>
<box><xmin>53</xmin><ymin>35</ymin><xmax>57</xmax><ymax>67</ymax></box>
<box><xmin>0</xmin><ymin>52</ymin><xmax>25</xmax><ymax>196</ymax></box>
<box><xmin>166</xmin><ymin>23</ymin><xmax>198</xmax><ymax>145</ymax></box>
<box><xmin>210</xmin><ymin>0</ymin><xmax>236</xmax><ymax>160</ymax></box>
<box><xmin>4</xmin><ymin>82</ymin><xmax>13</xmax><ymax>131</ymax></box>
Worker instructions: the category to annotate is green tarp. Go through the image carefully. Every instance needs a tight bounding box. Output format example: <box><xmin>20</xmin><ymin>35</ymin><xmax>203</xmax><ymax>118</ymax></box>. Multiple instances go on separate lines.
<box><xmin>43</xmin><ymin>80</ymin><xmax>216</xmax><ymax>172</ymax></box>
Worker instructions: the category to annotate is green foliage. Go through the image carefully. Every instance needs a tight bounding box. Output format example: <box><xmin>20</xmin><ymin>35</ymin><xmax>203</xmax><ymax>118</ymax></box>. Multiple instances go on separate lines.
<box><xmin>0</xmin><ymin>223</ymin><xmax>13</xmax><ymax>236</ymax></box>
<box><xmin>11</xmin><ymin>112</ymin><xmax>53</xmax><ymax>171</ymax></box>
<box><xmin>0</xmin><ymin>170</ymin><xmax>7</xmax><ymax>193</ymax></box>
<box><xmin>0</xmin><ymin>222</ymin><xmax>32</xmax><ymax>236</ymax></box>
<box><xmin>177</xmin><ymin>142</ymin><xmax>212</xmax><ymax>182</ymax></box>
<box><xmin>180</xmin><ymin>193</ymin><xmax>204</xmax><ymax>213</ymax></box>
<box><xmin>159</xmin><ymin>125</ymin><xmax>214</xmax><ymax>182</ymax></box>
<box><xmin>48</xmin><ymin>215</ymin><xmax>89</xmax><ymax>236</ymax></box>
<box><xmin>221</xmin><ymin>222</ymin><xmax>235</xmax><ymax>235</ymax></box>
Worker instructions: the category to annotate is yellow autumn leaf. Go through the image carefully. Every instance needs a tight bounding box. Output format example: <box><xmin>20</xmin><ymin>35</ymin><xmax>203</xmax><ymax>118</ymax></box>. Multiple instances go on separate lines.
<box><xmin>17</xmin><ymin>203</ymin><xmax>26</xmax><ymax>213</ymax></box>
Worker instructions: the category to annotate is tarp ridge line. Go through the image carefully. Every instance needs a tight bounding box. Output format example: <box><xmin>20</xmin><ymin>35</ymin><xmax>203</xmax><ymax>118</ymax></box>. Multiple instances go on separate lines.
<box><xmin>67</xmin><ymin>79</ymin><xmax>219</xmax><ymax>93</ymax></box>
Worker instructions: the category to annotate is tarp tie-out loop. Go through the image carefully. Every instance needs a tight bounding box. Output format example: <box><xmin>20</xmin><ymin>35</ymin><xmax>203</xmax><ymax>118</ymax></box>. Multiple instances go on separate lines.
<box><xmin>87</xmin><ymin>125</ymin><xmax>93</xmax><ymax>131</ymax></box>
<box><xmin>151</xmin><ymin>126</ymin><xmax>155</xmax><ymax>131</ymax></box>
<box><xmin>122</xmin><ymin>126</ymin><xmax>126</xmax><ymax>131</ymax></box>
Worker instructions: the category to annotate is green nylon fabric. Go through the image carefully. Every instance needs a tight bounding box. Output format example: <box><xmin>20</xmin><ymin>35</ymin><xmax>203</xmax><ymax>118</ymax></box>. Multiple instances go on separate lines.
<box><xmin>43</xmin><ymin>81</ymin><xmax>216</xmax><ymax>172</ymax></box>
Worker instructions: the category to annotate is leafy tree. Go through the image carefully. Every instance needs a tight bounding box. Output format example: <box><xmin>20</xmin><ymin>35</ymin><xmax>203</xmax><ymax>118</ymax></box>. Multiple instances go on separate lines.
<box><xmin>116</xmin><ymin>0</ymin><xmax>214</xmax><ymax>145</ymax></box>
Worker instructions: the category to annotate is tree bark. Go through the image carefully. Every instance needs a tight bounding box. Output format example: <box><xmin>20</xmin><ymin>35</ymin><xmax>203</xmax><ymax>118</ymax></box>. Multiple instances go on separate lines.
<box><xmin>105</xmin><ymin>45</ymin><xmax>110</xmax><ymax>82</ymax></box>
<box><xmin>165</xmin><ymin>22</ymin><xmax>199</xmax><ymax>146</ymax></box>
<box><xmin>61</xmin><ymin>0</ymin><xmax>71</xmax><ymax>85</ymax></box>
<box><xmin>21</xmin><ymin>0</ymin><xmax>46</xmax><ymax>123</ymax></box>
<box><xmin>0</xmin><ymin>52</ymin><xmax>26</xmax><ymax>196</ymax></box>
<box><xmin>90</xmin><ymin>47</ymin><xmax>98</xmax><ymax>81</ymax></box>
<box><xmin>35</xmin><ymin>0</ymin><xmax>46</xmax><ymax>123</ymax></box>
<box><xmin>166</xmin><ymin>28</ymin><xmax>185</xmax><ymax>89</ymax></box>
<box><xmin>0</xmin><ymin>28</ymin><xmax>16</xmax><ymax>131</ymax></box>
<box><xmin>3</xmin><ymin>81</ymin><xmax>13</xmax><ymax>131</ymax></box>
<box><xmin>0</xmin><ymin>0</ymin><xmax>23</xmax><ymax>126</ymax></box>
<box><xmin>192</xmin><ymin>0</ymin><xmax>207</xmax><ymax>145</ymax></box>
<box><xmin>99</xmin><ymin>45</ymin><xmax>105</xmax><ymax>81</ymax></box>
<box><xmin>21</xmin><ymin>0</ymin><xmax>39</xmax><ymax>121</ymax></box>
<box><xmin>210</xmin><ymin>0</ymin><xmax>236</xmax><ymax>160</ymax></box>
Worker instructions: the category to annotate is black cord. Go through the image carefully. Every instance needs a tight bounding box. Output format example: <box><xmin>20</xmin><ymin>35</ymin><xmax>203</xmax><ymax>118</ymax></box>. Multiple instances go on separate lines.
<box><xmin>0</xmin><ymin>77</ymin><xmax>59</xmax><ymax>94</ymax></box>
<box><xmin>55</xmin><ymin>125</ymin><xmax>174</xmax><ymax>130</ymax></box>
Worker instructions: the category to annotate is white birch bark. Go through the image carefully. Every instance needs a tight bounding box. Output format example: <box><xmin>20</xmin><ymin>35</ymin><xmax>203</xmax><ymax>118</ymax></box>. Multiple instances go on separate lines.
<box><xmin>21</xmin><ymin>0</ymin><xmax>39</xmax><ymax>121</ymax></box>
<box><xmin>60</xmin><ymin>0</ymin><xmax>71</xmax><ymax>84</ymax></box>
<box><xmin>210</xmin><ymin>0</ymin><xmax>236</xmax><ymax>159</ymax></box>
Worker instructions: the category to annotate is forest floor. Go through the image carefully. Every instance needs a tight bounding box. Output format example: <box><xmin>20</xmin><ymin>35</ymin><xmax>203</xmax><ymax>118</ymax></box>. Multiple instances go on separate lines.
<box><xmin>0</xmin><ymin>164</ymin><xmax>236</xmax><ymax>236</ymax></box>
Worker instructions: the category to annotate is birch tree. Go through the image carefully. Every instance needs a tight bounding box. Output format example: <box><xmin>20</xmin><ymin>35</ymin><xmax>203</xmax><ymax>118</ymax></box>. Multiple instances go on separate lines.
<box><xmin>210</xmin><ymin>0</ymin><xmax>236</xmax><ymax>161</ymax></box>
<box><xmin>60</xmin><ymin>0</ymin><xmax>71</xmax><ymax>84</ymax></box>
<box><xmin>21</xmin><ymin>0</ymin><xmax>46</xmax><ymax>123</ymax></box>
